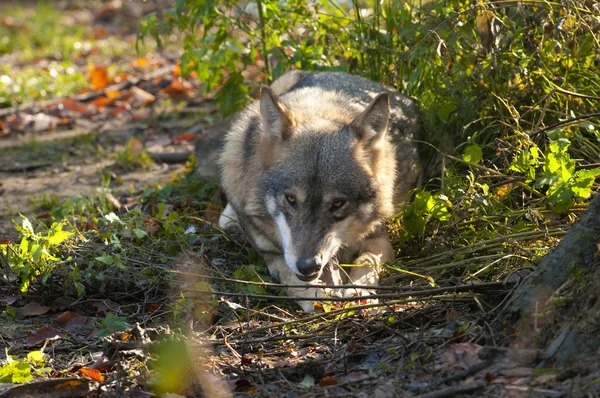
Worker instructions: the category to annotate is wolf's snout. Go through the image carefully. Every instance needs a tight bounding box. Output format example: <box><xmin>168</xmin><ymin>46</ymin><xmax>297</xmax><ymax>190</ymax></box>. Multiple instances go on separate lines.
<box><xmin>296</xmin><ymin>256</ymin><xmax>320</xmax><ymax>279</ymax></box>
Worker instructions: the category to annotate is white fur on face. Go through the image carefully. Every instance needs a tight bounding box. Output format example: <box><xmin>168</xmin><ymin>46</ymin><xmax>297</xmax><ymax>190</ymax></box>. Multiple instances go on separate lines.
<box><xmin>275</xmin><ymin>213</ymin><xmax>300</xmax><ymax>275</ymax></box>
<box><xmin>320</xmin><ymin>218</ymin><xmax>350</xmax><ymax>266</ymax></box>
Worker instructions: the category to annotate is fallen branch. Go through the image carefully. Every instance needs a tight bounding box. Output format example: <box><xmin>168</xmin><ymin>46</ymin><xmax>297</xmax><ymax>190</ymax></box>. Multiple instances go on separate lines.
<box><xmin>415</xmin><ymin>380</ymin><xmax>487</xmax><ymax>398</ymax></box>
<box><xmin>190</xmin><ymin>281</ymin><xmax>513</xmax><ymax>302</ymax></box>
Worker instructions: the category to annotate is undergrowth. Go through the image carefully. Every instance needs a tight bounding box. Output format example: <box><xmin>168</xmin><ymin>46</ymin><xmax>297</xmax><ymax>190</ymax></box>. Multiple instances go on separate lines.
<box><xmin>1</xmin><ymin>0</ymin><xmax>600</xmax><ymax>320</ymax></box>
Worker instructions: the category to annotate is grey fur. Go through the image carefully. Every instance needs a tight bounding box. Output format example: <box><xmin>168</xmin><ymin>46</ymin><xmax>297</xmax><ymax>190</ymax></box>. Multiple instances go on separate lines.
<box><xmin>219</xmin><ymin>71</ymin><xmax>427</xmax><ymax>311</ymax></box>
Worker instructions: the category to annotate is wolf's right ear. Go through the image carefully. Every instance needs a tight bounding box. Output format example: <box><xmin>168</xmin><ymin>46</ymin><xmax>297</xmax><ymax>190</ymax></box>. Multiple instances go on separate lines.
<box><xmin>351</xmin><ymin>93</ymin><xmax>390</xmax><ymax>146</ymax></box>
<box><xmin>260</xmin><ymin>86</ymin><xmax>295</xmax><ymax>140</ymax></box>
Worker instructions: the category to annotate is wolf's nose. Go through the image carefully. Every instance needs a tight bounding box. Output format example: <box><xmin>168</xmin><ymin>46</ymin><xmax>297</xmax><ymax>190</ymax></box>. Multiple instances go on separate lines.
<box><xmin>296</xmin><ymin>257</ymin><xmax>319</xmax><ymax>277</ymax></box>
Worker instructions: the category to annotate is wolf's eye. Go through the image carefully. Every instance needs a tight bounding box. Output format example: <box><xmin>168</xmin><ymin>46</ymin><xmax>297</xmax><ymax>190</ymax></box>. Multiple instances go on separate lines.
<box><xmin>285</xmin><ymin>194</ymin><xmax>297</xmax><ymax>206</ymax></box>
<box><xmin>331</xmin><ymin>200</ymin><xmax>346</xmax><ymax>212</ymax></box>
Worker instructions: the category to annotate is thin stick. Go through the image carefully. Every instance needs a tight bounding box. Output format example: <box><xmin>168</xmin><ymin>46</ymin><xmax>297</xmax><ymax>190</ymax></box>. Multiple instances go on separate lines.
<box><xmin>190</xmin><ymin>282</ymin><xmax>511</xmax><ymax>302</ymax></box>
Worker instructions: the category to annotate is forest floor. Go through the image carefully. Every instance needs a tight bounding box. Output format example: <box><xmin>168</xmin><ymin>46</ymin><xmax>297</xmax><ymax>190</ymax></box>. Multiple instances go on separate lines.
<box><xmin>1</xmin><ymin>1</ymin><xmax>599</xmax><ymax>397</ymax></box>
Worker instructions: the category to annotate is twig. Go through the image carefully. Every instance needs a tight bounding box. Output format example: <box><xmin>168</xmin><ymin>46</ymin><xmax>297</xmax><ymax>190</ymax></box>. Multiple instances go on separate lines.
<box><xmin>191</xmin><ymin>281</ymin><xmax>512</xmax><ymax>302</ymax></box>
<box><xmin>415</xmin><ymin>380</ymin><xmax>487</xmax><ymax>398</ymax></box>
<box><xmin>445</xmin><ymin>154</ymin><xmax>544</xmax><ymax>198</ymax></box>
<box><xmin>204</xmin><ymin>332</ymin><xmax>334</xmax><ymax>346</ymax></box>
<box><xmin>434</xmin><ymin>360</ymin><xmax>491</xmax><ymax>387</ymax></box>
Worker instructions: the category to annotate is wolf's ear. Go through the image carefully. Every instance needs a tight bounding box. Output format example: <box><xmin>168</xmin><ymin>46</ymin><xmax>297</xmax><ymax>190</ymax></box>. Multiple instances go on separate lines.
<box><xmin>351</xmin><ymin>93</ymin><xmax>390</xmax><ymax>146</ymax></box>
<box><xmin>260</xmin><ymin>86</ymin><xmax>295</xmax><ymax>140</ymax></box>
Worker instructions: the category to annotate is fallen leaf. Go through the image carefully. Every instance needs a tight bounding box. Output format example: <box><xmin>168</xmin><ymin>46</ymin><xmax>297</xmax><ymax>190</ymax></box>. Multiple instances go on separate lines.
<box><xmin>89</xmin><ymin>96</ymin><xmax>110</xmax><ymax>108</ymax></box>
<box><xmin>161</xmin><ymin>79</ymin><xmax>191</xmax><ymax>99</ymax></box>
<box><xmin>16</xmin><ymin>302</ymin><xmax>51</xmax><ymax>318</ymax></box>
<box><xmin>130</xmin><ymin>108</ymin><xmax>152</xmax><ymax>121</ymax></box>
<box><xmin>318</xmin><ymin>376</ymin><xmax>338</xmax><ymax>386</ymax></box>
<box><xmin>62</xmin><ymin>98</ymin><xmax>88</xmax><ymax>114</ymax></box>
<box><xmin>80</xmin><ymin>367</ymin><xmax>104</xmax><ymax>382</ymax></box>
<box><xmin>90</xmin><ymin>66</ymin><xmax>109</xmax><ymax>91</ymax></box>
<box><xmin>26</xmin><ymin>327</ymin><xmax>62</xmax><ymax>346</ymax></box>
<box><xmin>89</xmin><ymin>357</ymin><xmax>116</xmax><ymax>373</ymax></box>
<box><xmin>298</xmin><ymin>375</ymin><xmax>315</xmax><ymax>388</ymax></box>
<box><xmin>0</xmin><ymin>236</ymin><xmax>13</xmax><ymax>244</ymax></box>
<box><xmin>93</xmin><ymin>27</ymin><xmax>108</xmax><ymax>40</ymax></box>
<box><xmin>203</xmin><ymin>203</ymin><xmax>221</xmax><ymax>224</ymax></box>
<box><xmin>57</xmin><ymin>311</ymin><xmax>90</xmax><ymax>334</ymax></box>
<box><xmin>174</xmin><ymin>132</ymin><xmax>196</xmax><ymax>142</ymax></box>
<box><xmin>130</xmin><ymin>86</ymin><xmax>155</xmax><ymax>106</ymax></box>
<box><xmin>106</xmin><ymin>90</ymin><xmax>121</xmax><ymax>100</ymax></box>
<box><xmin>0</xmin><ymin>379</ymin><xmax>90</xmax><ymax>397</ymax></box>
<box><xmin>442</xmin><ymin>343</ymin><xmax>481</xmax><ymax>369</ymax></box>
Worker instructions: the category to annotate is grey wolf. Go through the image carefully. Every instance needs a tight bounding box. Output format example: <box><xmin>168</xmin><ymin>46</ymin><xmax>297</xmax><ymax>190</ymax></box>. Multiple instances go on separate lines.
<box><xmin>218</xmin><ymin>71</ymin><xmax>426</xmax><ymax>311</ymax></box>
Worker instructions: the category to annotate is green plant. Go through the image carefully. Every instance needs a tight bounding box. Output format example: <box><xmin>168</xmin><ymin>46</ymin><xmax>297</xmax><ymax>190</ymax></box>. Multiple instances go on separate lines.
<box><xmin>1</xmin><ymin>216</ymin><xmax>74</xmax><ymax>292</ymax></box>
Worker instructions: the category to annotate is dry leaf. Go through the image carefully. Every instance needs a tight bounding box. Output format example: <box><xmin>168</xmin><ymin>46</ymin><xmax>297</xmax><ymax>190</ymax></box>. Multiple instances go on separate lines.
<box><xmin>62</xmin><ymin>98</ymin><xmax>88</xmax><ymax>114</ymax></box>
<box><xmin>90</xmin><ymin>66</ymin><xmax>109</xmax><ymax>91</ymax></box>
<box><xmin>16</xmin><ymin>302</ymin><xmax>51</xmax><ymax>318</ymax></box>
<box><xmin>80</xmin><ymin>367</ymin><xmax>105</xmax><ymax>382</ymax></box>
<box><xmin>174</xmin><ymin>132</ymin><xmax>196</xmax><ymax>142</ymax></box>
<box><xmin>26</xmin><ymin>327</ymin><xmax>62</xmax><ymax>346</ymax></box>
<box><xmin>130</xmin><ymin>108</ymin><xmax>152</xmax><ymax>121</ymax></box>
<box><xmin>131</xmin><ymin>86</ymin><xmax>156</xmax><ymax>106</ymax></box>
<box><xmin>93</xmin><ymin>27</ymin><xmax>108</xmax><ymax>40</ymax></box>
<box><xmin>57</xmin><ymin>311</ymin><xmax>90</xmax><ymax>334</ymax></box>
<box><xmin>318</xmin><ymin>376</ymin><xmax>338</xmax><ymax>386</ymax></box>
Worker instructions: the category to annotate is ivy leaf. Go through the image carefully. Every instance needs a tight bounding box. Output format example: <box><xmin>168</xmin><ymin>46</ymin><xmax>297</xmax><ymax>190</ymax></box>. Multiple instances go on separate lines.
<box><xmin>215</xmin><ymin>72</ymin><xmax>249</xmax><ymax>117</ymax></box>
<box><xmin>463</xmin><ymin>144</ymin><xmax>482</xmax><ymax>164</ymax></box>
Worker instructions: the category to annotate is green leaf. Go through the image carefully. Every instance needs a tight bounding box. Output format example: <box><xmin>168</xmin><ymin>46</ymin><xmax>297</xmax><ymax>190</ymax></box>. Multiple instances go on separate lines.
<box><xmin>26</xmin><ymin>350</ymin><xmax>46</xmax><ymax>366</ymax></box>
<box><xmin>298</xmin><ymin>375</ymin><xmax>315</xmax><ymax>389</ymax></box>
<box><xmin>95</xmin><ymin>253</ymin><xmax>114</xmax><ymax>265</ymax></box>
<box><xmin>215</xmin><ymin>72</ymin><xmax>249</xmax><ymax>117</ymax></box>
<box><xmin>0</xmin><ymin>360</ymin><xmax>33</xmax><ymax>383</ymax></box>
<box><xmin>47</xmin><ymin>229</ymin><xmax>74</xmax><ymax>245</ymax></box>
<box><xmin>462</xmin><ymin>144</ymin><xmax>482</xmax><ymax>164</ymax></box>
<box><xmin>132</xmin><ymin>228</ymin><xmax>148</xmax><ymax>239</ymax></box>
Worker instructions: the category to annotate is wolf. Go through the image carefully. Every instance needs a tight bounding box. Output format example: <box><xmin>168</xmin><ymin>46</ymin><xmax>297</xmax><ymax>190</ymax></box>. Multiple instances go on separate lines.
<box><xmin>218</xmin><ymin>71</ymin><xmax>426</xmax><ymax>311</ymax></box>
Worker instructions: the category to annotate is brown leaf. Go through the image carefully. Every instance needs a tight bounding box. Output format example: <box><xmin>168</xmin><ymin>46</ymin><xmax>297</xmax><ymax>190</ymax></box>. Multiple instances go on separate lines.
<box><xmin>89</xmin><ymin>96</ymin><xmax>110</xmax><ymax>108</ymax></box>
<box><xmin>80</xmin><ymin>367</ymin><xmax>105</xmax><ymax>382</ymax></box>
<box><xmin>203</xmin><ymin>203</ymin><xmax>221</xmax><ymax>224</ymax></box>
<box><xmin>130</xmin><ymin>108</ymin><xmax>152</xmax><ymax>121</ymax></box>
<box><xmin>174</xmin><ymin>132</ymin><xmax>196</xmax><ymax>142</ymax></box>
<box><xmin>62</xmin><ymin>98</ymin><xmax>89</xmax><ymax>114</ymax></box>
<box><xmin>89</xmin><ymin>357</ymin><xmax>116</xmax><ymax>373</ymax></box>
<box><xmin>442</xmin><ymin>343</ymin><xmax>481</xmax><ymax>369</ymax></box>
<box><xmin>16</xmin><ymin>302</ymin><xmax>51</xmax><ymax>318</ymax></box>
<box><xmin>26</xmin><ymin>327</ymin><xmax>62</xmax><ymax>346</ymax></box>
<box><xmin>57</xmin><ymin>311</ymin><xmax>90</xmax><ymax>334</ymax></box>
<box><xmin>318</xmin><ymin>376</ymin><xmax>338</xmax><ymax>386</ymax></box>
<box><xmin>161</xmin><ymin>79</ymin><xmax>191</xmax><ymax>99</ymax></box>
<box><xmin>130</xmin><ymin>86</ymin><xmax>156</xmax><ymax>107</ymax></box>
<box><xmin>93</xmin><ymin>27</ymin><xmax>108</xmax><ymax>40</ymax></box>
<box><xmin>90</xmin><ymin>66</ymin><xmax>109</xmax><ymax>91</ymax></box>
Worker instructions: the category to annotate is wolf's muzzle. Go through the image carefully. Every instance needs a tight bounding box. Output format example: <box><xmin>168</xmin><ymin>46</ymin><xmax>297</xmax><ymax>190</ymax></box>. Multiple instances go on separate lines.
<box><xmin>296</xmin><ymin>256</ymin><xmax>320</xmax><ymax>281</ymax></box>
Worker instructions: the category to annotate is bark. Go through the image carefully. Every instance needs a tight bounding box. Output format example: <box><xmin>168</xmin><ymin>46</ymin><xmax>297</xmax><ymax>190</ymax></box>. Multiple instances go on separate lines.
<box><xmin>505</xmin><ymin>193</ymin><xmax>600</xmax><ymax>365</ymax></box>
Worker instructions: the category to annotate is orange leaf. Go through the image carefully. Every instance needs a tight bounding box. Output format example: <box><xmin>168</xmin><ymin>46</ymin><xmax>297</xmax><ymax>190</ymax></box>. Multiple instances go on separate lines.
<box><xmin>0</xmin><ymin>120</ymin><xmax>4</xmax><ymax>129</ymax></box>
<box><xmin>175</xmin><ymin>132</ymin><xmax>196</xmax><ymax>142</ymax></box>
<box><xmin>106</xmin><ymin>90</ymin><xmax>121</xmax><ymax>100</ymax></box>
<box><xmin>93</xmin><ymin>27</ymin><xmax>108</xmax><ymax>40</ymax></box>
<box><xmin>80</xmin><ymin>367</ymin><xmax>104</xmax><ymax>382</ymax></box>
<box><xmin>172</xmin><ymin>64</ymin><xmax>181</xmax><ymax>77</ymax></box>
<box><xmin>318</xmin><ymin>376</ymin><xmax>338</xmax><ymax>386</ymax></box>
<box><xmin>90</xmin><ymin>96</ymin><xmax>110</xmax><ymax>108</ymax></box>
<box><xmin>90</xmin><ymin>66</ymin><xmax>109</xmax><ymax>91</ymax></box>
<box><xmin>161</xmin><ymin>79</ymin><xmax>187</xmax><ymax>98</ymax></box>
<box><xmin>62</xmin><ymin>98</ymin><xmax>88</xmax><ymax>114</ymax></box>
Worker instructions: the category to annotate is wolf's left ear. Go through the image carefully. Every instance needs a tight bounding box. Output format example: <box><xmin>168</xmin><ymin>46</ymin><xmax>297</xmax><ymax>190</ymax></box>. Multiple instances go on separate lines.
<box><xmin>260</xmin><ymin>86</ymin><xmax>295</xmax><ymax>140</ymax></box>
<box><xmin>351</xmin><ymin>93</ymin><xmax>390</xmax><ymax>146</ymax></box>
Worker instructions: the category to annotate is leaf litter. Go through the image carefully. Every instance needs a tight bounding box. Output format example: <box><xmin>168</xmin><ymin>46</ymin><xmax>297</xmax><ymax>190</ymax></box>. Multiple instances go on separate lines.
<box><xmin>0</xmin><ymin>1</ymin><xmax>599</xmax><ymax>397</ymax></box>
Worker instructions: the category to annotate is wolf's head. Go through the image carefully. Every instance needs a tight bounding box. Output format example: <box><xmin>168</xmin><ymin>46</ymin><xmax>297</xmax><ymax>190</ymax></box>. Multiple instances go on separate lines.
<box><xmin>256</xmin><ymin>86</ymin><xmax>396</xmax><ymax>281</ymax></box>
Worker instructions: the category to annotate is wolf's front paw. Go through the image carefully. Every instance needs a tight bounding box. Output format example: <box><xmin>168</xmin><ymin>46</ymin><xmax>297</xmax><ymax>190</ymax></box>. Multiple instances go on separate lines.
<box><xmin>341</xmin><ymin>288</ymin><xmax>379</xmax><ymax>307</ymax></box>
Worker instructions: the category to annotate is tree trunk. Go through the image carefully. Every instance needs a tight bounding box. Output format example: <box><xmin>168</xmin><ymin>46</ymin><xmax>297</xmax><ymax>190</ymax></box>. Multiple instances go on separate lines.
<box><xmin>505</xmin><ymin>193</ymin><xmax>600</xmax><ymax>365</ymax></box>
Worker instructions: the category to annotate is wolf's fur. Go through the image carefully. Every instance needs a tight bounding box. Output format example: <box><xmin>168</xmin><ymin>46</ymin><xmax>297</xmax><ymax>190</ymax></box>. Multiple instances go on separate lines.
<box><xmin>219</xmin><ymin>71</ymin><xmax>425</xmax><ymax>311</ymax></box>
